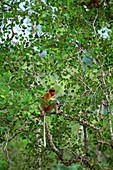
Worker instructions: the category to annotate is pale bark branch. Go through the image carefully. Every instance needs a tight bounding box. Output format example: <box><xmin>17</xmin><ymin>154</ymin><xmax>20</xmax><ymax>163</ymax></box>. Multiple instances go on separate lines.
<box><xmin>45</xmin><ymin>116</ymin><xmax>95</xmax><ymax>169</ymax></box>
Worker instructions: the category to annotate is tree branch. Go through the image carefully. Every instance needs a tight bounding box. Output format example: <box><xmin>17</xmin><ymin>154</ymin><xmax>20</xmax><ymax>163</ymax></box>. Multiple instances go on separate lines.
<box><xmin>2</xmin><ymin>1</ymin><xmax>12</xmax><ymax>8</ymax></box>
<box><xmin>45</xmin><ymin>117</ymin><xmax>95</xmax><ymax>169</ymax></box>
<box><xmin>38</xmin><ymin>106</ymin><xmax>96</xmax><ymax>168</ymax></box>
<box><xmin>46</xmin><ymin>111</ymin><xmax>102</xmax><ymax>136</ymax></box>
<box><xmin>101</xmin><ymin>71</ymin><xmax>113</xmax><ymax>141</ymax></box>
<box><xmin>37</xmin><ymin>105</ymin><xmax>113</xmax><ymax>149</ymax></box>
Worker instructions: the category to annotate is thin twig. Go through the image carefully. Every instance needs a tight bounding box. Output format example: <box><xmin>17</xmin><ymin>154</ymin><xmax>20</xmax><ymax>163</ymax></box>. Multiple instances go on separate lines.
<box><xmin>92</xmin><ymin>9</ymin><xmax>98</xmax><ymax>35</ymax></box>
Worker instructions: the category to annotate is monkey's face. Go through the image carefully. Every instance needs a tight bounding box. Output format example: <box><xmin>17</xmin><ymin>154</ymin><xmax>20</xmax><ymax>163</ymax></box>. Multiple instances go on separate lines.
<box><xmin>49</xmin><ymin>89</ymin><xmax>55</xmax><ymax>97</ymax></box>
<box><xmin>50</xmin><ymin>92</ymin><xmax>55</xmax><ymax>97</ymax></box>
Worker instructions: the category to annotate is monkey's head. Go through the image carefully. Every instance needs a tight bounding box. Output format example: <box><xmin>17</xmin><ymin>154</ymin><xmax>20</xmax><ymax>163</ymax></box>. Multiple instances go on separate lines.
<box><xmin>49</xmin><ymin>88</ymin><xmax>55</xmax><ymax>97</ymax></box>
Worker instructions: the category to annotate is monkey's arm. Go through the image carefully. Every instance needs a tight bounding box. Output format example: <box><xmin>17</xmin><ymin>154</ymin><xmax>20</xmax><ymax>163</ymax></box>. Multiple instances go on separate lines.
<box><xmin>44</xmin><ymin>100</ymin><xmax>62</xmax><ymax>113</ymax></box>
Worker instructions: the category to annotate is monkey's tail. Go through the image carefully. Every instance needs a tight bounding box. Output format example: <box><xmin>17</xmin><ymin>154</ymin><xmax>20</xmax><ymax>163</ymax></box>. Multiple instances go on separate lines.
<box><xmin>43</xmin><ymin>115</ymin><xmax>46</xmax><ymax>147</ymax></box>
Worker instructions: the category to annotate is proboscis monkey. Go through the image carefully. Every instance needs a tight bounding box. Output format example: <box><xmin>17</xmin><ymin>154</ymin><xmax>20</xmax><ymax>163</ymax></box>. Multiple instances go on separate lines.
<box><xmin>41</xmin><ymin>88</ymin><xmax>61</xmax><ymax>147</ymax></box>
<box><xmin>43</xmin><ymin>88</ymin><xmax>59</xmax><ymax>113</ymax></box>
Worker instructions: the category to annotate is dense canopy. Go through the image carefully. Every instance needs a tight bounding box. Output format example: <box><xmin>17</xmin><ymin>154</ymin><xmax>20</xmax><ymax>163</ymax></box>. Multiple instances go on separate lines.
<box><xmin>0</xmin><ymin>0</ymin><xmax>113</xmax><ymax>169</ymax></box>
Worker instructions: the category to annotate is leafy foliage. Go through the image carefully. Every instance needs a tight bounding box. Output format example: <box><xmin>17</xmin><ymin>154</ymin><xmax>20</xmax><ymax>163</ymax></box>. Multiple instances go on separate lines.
<box><xmin>0</xmin><ymin>0</ymin><xmax>113</xmax><ymax>169</ymax></box>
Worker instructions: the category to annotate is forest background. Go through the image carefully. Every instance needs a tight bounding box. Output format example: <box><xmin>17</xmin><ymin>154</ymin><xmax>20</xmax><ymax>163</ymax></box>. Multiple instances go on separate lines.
<box><xmin>0</xmin><ymin>0</ymin><xmax>113</xmax><ymax>169</ymax></box>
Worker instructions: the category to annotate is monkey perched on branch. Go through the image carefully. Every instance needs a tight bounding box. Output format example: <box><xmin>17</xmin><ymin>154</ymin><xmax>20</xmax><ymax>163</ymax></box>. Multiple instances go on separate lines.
<box><xmin>43</xmin><ymin>88</ymin><xmax>62</xmax><ymax>113</ymax></box>
<box><xmin>39</xmin><ymin>88</ymin><xmax>62</xmax><ymax>147</ymax></box>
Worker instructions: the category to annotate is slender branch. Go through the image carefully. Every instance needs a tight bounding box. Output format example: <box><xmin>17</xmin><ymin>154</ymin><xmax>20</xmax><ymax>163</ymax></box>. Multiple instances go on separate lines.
<box><xmin>9</xmin><ymin>26</ymin><xmax>14</xmax><ymax>41</ymax></box>
<box><xmin>2</xmin><ymin>1</ymin><xmax>12</xmax><ymax>8</ymax></box>
<box><xmin>7</xmin><ymin>131</ymin><xmax>21</xmax><ymax>142</ymax></box>
<box><xmin>108</xmin><ymin>110</ymin><xmax>113</xmax><ymax>141</ymax></box>
<box><xmin>92</xmin><ymin>9</ymin><xmax>98</xmax><ymax>35</ymax></box>
<box><xmin>77</xmin><ymin>77</ymin><xmax>94</xmax><ymax>94</ymax></box>
<box><xmin>101</xmin><ymin>71</ymin><xmax>113</xmax><ymax>141</ymax></box>
<box><xmin>83</xmin><ymin>125</ymin><xmax>89</xmax><ymax>155</ymax></box>
<box><xmin>4</xmin><ymin>131</ymin><xmax>11</xmax><ymax>165</ymax></box>
<box><xmin>98</xmin><ymin>140</ymin><xmax>111</xmax><ymax>147</ymax></box>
